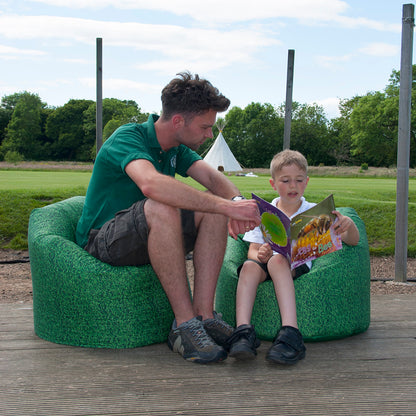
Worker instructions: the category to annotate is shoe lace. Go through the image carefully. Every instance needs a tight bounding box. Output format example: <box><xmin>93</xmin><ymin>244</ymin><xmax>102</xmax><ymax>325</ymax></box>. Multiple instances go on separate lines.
<box><xmin>186</xmin><ymin>320</ymin><xmax>215</xmax><ymax>348</ymax></box>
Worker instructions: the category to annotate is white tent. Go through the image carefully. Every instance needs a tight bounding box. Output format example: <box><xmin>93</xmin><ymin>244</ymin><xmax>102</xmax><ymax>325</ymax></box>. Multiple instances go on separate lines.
<box><xmin>203</xmin><ymin>131</ymin><xmax>242</xmax><ymax>172</ymax></box>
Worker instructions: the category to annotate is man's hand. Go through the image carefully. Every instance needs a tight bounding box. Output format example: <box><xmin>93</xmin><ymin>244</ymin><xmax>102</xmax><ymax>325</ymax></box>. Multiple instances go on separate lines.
<box><xmin>227</xmin><ymin>199</ymin><xmax>261</xmax><ymax>239</ymax></box>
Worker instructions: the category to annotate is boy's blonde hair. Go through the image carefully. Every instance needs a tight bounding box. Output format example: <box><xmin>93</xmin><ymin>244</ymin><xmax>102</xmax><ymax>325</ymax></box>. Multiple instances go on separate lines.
<box><xmin>270</xmin><ymin>149</ymin><xmax>308</xmax><ymax>178</ymax></box>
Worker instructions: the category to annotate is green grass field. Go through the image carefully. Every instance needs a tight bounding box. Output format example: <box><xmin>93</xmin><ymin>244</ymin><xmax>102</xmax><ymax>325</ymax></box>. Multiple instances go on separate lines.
<box><xmin>1</xmin><ymin>170</ymin><xmax>415</xmax><ymax>256</ymax></box>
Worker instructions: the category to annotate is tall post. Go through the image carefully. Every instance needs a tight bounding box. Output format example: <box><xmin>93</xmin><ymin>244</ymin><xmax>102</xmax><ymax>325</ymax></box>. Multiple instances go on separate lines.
<box><xmin>283</xmin><ymin>49</ymin><xmax>295</xmax><ymax>150</ymax></box>
<box><xmin>96</xmin><ymin>38</ymin><xmax>103</xmax><ymax>156</ymax></box>
<box><xmin>395</xmin><ymin>4</ymin><xmax>414</xmax><ymax>282</ymax></box>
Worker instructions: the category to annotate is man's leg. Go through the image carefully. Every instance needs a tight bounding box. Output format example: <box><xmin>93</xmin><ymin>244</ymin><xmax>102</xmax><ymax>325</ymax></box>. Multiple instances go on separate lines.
<box><xmin>190</xmin><ymin>210</ymin><xmax>234</xmax><ymax>350</ymax></box>
<box><xmin>145</xmin><ymin>199</ymin><xmax>227</xmax><ymax>363</ymax></box>
<box><xmin>191</xmin><ymin>210</ymin><xmax>228</xmax><ymax>320</ymax></box>
<box><xmin>144</xmin><ymin>199</ymin><xmax>194</xmax><ymax>326</ymax></box>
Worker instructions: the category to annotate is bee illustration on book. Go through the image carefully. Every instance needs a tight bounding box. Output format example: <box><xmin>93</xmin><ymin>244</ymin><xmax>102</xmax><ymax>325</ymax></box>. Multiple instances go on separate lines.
<box><xmin>296</xmin><ymin>214</ymin><xmax>333</xmax><ymax>239</ymax></box>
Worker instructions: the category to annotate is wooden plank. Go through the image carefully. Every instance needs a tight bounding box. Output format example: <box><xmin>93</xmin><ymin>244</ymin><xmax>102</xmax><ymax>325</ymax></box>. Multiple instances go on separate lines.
<box><xmin>0</xmin><ymin>296</ymin><xmax>415</xmax><ymax>416</ymax></box>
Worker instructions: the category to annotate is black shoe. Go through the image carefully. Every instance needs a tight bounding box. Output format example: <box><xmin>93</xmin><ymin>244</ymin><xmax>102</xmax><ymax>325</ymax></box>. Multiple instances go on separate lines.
<box><xmin>167</xmin><ymin>317</ymin><xmax>227</xmax><ymax>364</ymax></box>
<box><xmin>228</xmin><ymin>324</ymin><xmax>261</xmax><ymax>360</ymax></box>
<box><xmin>266</xmin><ymin>326</ymin><xmax>306</xmax><ymax>365</ymax></box>
<box><xmin>202</xmin><ymin>311</ymin><xmax>234</xmax><ymax>350</ymax></box>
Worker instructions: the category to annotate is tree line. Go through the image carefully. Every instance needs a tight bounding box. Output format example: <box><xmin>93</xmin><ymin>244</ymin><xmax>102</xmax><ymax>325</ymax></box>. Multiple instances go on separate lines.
<box><xmin>1</xmin><ymin>67</ymin><xmax>415</xmax><ymax>168</ymax></box>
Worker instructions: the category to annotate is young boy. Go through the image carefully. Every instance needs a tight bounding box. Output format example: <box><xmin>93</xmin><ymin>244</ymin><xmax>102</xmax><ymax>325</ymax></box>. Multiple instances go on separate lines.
<box><xmin>227</xmin><ymin>150</ymin><xmax>360</xmax><ymax>364</ymax></box>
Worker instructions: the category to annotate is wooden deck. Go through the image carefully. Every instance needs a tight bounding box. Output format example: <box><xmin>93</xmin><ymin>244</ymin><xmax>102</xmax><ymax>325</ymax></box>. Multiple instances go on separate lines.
<box><xmin>1</xmin><ymin>295</ymin><xmax>415</xmax><ymax>416</ymax></box>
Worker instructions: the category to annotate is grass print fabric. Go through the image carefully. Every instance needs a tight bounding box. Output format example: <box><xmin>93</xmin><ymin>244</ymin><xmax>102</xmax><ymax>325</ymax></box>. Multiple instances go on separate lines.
<box><xmin>28</xmin><ymin>196</ymin><xmax>174</xmax><ymax>348</ymax></box>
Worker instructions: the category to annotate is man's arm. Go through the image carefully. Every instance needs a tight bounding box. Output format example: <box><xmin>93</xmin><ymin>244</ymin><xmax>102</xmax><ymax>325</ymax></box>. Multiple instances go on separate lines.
<box><xmin>187</xmin><ymin>160</ymin><xmax>261</xmax><ymax>237</ymax></box>
<box><xmin>125</xmin><ymin>159</ymin><xmax>260</xmax><ymax>237</ymax></box>
<box><xmin>186</xmin><ymin>159</ymin><xmax>241</xmax><ymax>199</ymax></box>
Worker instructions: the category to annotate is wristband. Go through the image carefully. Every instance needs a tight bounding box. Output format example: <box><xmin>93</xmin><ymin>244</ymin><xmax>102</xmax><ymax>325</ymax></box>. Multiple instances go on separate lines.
<box><xmin>231</xmin><ymin>195</ymin><xmax>246</xmax><ymax>201</ymax></box>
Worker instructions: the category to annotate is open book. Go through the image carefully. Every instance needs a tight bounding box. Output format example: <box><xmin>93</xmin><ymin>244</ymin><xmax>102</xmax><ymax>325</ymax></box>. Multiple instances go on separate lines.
<box><xmin>252</xmin><ymin>193</ymin><xmax>343</xmax><ymax>269</ymax></box>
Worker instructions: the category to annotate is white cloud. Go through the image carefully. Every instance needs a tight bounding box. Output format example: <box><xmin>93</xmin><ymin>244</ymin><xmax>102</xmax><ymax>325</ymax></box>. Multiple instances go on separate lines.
<box><xmin>317</xmin><ymin>53</ymin><xmax>353</xmax><ymax>69</ymax></box>
<box><xmin>26</xmin><ymin>0</ymin><xmax>400</xmax><ymax>32</ymax></box>
<box><xmin>26</xmin><ymin>0</ymin><xmax>348</xmax><ymax>22</ymax></box>
<box><xmin>63</xmin><ymin>58</ymin><xmax>91</xmax><ymax>64</ymax></box>
<box><xmin>0</xmin><ymin>15</ymin><xmax>278</xmax><ymax>71</ymax></box>
<box><xmin>38</xmin><ymin>78</ymin><xmax>72</xmax><ymax>87</ymax></box>
<box><xmin>313</xmin><ymin>97</ymin><xmax>341</xmax><ymax>118</ymax></box>
<box><xmin>333</xmin><ymin>15</ymin><xmax>401</xmax><ymax>32</ymax></box>
<box><xmin>79</xmin><ymin>77</ymin><xmax>161</xmax><ymax>94</ymax></box>
<box><xmin>0</xmin><ymin>43</ymin><xmax>46</xmax><ymax>59</ymax></box>
<box><xmin>359</xmin><ymin>42</ymin><xmax>399</xmax><ymax>57</ymax></box>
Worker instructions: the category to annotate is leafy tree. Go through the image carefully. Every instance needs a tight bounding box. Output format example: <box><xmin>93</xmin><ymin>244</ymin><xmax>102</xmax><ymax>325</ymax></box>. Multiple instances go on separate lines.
<box><xmin>385</xmin><ymin>67</ymin><xmax>416</xmax><ymax>167</ymax></box>
<box><xmin>83</xmin><ymin>98</ymin><xmax>149</xmax><ymax>159</ymax></box>
<box><xmin>349</xmin><ymin>91</ymin><xmax>398</xmax><ymax>167</ymax></box>
<box><xmin>45</xmin><ymin>99</ymin><xmax>94</xmax><ymax>161</ymax></box>
<box><xmin>1</xmin><ymin>92</ymin><xmax>47</xmax><ymax>160</ymax></box>
<box><xmin>328</xmin><ymin>97</ymin><xmax>361</xmax><ymax>165</ymax></box>
<box><xmin>290</xmin><ymin>103</ymin><xmax>332</xmax><ymax>165</ymax></box>
<box><xmin>0</xmin><ymin>93</ymin><xmax>22</xmax><ymax>149</ymax></box>
<box><xmin>347</xmin><ymin>66</ymin><xmax>416</xmax><ymax>168</ymax></box>
<box><xmin>0</xmin><ymin>108</ymin><xmax>10</xmax><ymax>150</ymax></box>
<box><xmin>224</xmin><ymin>103</ymin><xmax>283</xmax><ymax>168</ymax></box>
<box><xmin>276</xmin><ymin>102</ymin><xmax>332</xmax><ymax>165</ymax></box>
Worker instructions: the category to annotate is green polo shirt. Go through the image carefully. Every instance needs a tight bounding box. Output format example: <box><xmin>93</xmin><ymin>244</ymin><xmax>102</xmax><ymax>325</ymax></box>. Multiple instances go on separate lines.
<box><xmin>76</xmin><ymin>114</ymin><xmax>202</xmax><ymax>248</ymax></box>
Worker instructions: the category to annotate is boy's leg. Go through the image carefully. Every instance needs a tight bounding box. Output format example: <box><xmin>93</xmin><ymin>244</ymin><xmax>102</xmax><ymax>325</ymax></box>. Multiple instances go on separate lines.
<box><xmin>267</xmin><ymin>254</ymin><xmax>306</xmax><ymax>364</ymax></box>
<box><xmin>267</xmin><ymin>254</ymin><xmax>298</xmax><ymax>328</ymax></box>
<box><xmin>235</xmin><ymin>260</ymin><xmax>267</xmax><ymax>326</ymax></box>
<box><xmin>228</xmin><ymin>260</ymin><xmax>265</xmax><ymax>360</ymax></box>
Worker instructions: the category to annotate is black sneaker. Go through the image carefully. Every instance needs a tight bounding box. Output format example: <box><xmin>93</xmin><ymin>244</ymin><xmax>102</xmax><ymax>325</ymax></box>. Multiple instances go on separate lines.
<box><xmin>202</xmin><ymin>311</ymin><xmax>234</xmax><ymax>350</ymax></box>
<box><xmin>266</xmin><ymin>326</ymin><xmax>306</xmax><ymax>365</ymax></box>
<box><xmin>167</xmin><ymin>317</ymin><xmax>227</xmax><ymax>364</ymax></box>
<box><xmin>228</xmin><ymin>324</ymin><xmax>261</xmax><ymax>360</ymax></box>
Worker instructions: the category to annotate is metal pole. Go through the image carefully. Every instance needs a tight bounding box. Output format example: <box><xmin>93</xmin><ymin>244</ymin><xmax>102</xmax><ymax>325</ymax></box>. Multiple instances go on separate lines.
<box><xmin>283</xmin><ymin>49</ymin><xmax>295</xmax><ymax>150</ymax></box>
<box><xmin>96</xmin><ymin>37</ymin><xmax>103</xmax><ymax>156</ymax></box>
<box><xmin>395</xmin><ymin>4</ymin><xmax>414</xmax><ymax>282</ymax></box>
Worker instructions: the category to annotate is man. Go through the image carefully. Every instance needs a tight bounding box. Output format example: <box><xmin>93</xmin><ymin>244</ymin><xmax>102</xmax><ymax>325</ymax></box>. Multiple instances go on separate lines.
<box><xmin>76</xmin><ymin>72</ymin><xmax>260</xmax><ymax>363</ymax></box>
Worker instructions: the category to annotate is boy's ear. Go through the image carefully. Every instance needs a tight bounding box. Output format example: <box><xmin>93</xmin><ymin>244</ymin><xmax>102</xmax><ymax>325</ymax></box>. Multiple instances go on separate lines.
<box><xmin>269</xmin><ymin>177</ymin><xmax>277</xmax><ymax>190</ymax></box>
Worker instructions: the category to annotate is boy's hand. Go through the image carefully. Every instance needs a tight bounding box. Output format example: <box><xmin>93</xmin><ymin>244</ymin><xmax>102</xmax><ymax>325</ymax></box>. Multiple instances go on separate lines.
<box><xmin>332</xmin><ymin>211</ymin><xmax>354</xmax><ymax>235</ymax></box>
<box><xmin>257</xmin><ymin>243</ymin><xmax>273</xmax><ymax>263</ymax></box>
<box><xmin>332</xmin><ymin>210</ymin><xmax>360</xmax><ymax>246</ymax></box>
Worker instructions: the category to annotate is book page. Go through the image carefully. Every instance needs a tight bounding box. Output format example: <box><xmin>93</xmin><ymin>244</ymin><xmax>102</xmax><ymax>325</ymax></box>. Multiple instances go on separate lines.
<box><xmin>290</xmin><ymin>194</ymin><xmax>342</xmax><ymax>269</ymax></box>
<box><xmin>251</xmin><ymin>193</ymin><xmax>291</xmax><ymax>264</ymax></box>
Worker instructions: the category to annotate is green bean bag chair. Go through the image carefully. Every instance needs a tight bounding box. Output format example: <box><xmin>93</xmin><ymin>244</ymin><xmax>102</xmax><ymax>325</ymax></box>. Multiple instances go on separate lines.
<box><xmin>215</xmin><ymin>207</ymin><xmax>370</xmax><ymax>342</ymax></box>
<box><xmin>28</xmin><ymin>196</ymin><xmax>174</xmax><ymax>348</ymax></box>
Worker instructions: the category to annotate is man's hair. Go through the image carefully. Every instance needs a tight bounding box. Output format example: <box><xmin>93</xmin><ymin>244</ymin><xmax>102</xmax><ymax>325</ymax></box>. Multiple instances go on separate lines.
<box><xmin>270</xmin><ymin>149</ymin><xmax>308</xmax><ymax>178</ymax></box>
<box><xmin>160</xmin><ymin>71</ymin><xmax>230</xmax><ymax>120</ymax></box>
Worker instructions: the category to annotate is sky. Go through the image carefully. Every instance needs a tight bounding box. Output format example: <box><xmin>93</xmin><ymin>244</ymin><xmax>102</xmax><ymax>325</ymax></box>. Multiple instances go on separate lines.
<box><xmin>0</xmin><ymin>0</ymin><xmax>412</xmax><ymax>119</ymax></box>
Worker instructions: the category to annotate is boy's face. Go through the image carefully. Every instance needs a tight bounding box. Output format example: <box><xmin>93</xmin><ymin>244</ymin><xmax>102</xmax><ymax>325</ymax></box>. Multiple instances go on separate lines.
<box><xmin>270</xmin><ymin>163</ymin><xmax>309</xmax><ymax>205</ymax></box>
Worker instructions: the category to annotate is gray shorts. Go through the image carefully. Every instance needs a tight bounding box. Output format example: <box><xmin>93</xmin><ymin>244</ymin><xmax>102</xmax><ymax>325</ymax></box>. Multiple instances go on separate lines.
<box><xmin>84</xmin><ymin>199</ymin><xmax>197</xmax><ymax>266</ymax></box>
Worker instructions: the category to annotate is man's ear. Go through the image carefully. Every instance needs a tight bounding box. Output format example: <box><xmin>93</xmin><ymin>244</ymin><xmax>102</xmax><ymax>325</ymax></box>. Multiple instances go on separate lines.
<box><xmin>171</xmin><ymin>114</ymin><xmax>185</xmax><ymax>130</ymax></box>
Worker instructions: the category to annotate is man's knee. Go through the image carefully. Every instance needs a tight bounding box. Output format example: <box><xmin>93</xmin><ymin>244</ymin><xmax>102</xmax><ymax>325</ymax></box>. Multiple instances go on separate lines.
<box><xmin>144</xmin><ymin>199</ymin><xmax>182</xmax><ymax>228</ymax></box>
<box><xmin>194</xmin><ymin>210</ymin><xmax>227</xmax><ymax>230</ymax></box>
